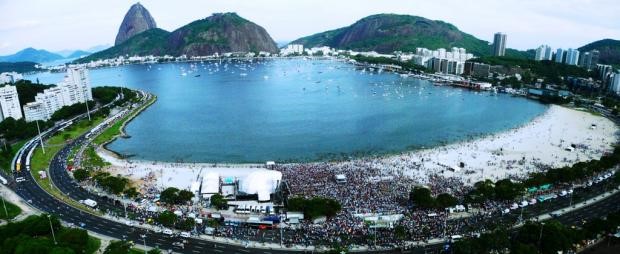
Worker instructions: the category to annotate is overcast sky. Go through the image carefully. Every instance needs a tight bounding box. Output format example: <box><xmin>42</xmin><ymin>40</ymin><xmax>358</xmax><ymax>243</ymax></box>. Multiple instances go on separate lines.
<box><xmin>1</xmin><ymin>0</ymin><xmax>619</xmax><ymax>55</ymax></box>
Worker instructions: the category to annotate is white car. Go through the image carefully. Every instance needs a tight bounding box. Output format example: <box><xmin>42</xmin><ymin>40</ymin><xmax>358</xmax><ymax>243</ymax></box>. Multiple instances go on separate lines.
<box><xmin>153</xmin><ymin>228</ymin><xmax>162</xmax><ymax>233</ymax></box>
<box><xmin>180</xmin><ymin>232</ymin><xmax>190</xmax><ymax>238</ymax></box>
<box><xmin>163</xmin><ymin>229</ymin><xmax>173</xmax><ymax>236</ymax></box>
<box><xmin>124</xmin><ymin>220</ymin><xmax>134</xmax><ymax>226</ymax></box>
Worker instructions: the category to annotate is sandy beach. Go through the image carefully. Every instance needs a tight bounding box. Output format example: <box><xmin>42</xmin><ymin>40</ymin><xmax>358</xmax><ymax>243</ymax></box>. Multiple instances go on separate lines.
<box><xmin>97</xmin><ymin>105</ymin><xmax>618</xmax><ymax>189</ymax></box>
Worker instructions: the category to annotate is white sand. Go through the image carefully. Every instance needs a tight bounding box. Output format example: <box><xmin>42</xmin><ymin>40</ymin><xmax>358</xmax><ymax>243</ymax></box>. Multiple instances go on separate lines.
<box><xmin>393</xmin><ymin>105</ymin><xmax>617</xmax><ymax>184</ymax></box>
<box><xmin>97</xmin><ymin>105</ymin><xmax>617</xmax><ymax>188</ymax></box>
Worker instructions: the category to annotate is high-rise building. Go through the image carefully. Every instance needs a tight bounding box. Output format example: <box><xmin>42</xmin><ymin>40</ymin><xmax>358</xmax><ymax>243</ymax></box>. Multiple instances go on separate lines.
<box><xmin>492</xmin><ymin>33</ymin><xmax>507</xmax><ymax>56</ymax></box>
<box><xmin>23</xmin><ymin>101</ymin><xmax>48</xmax><ymax>122</ymax></box>
<box><xmin>565</xmin><ymin>49</ymin><xmax>580</xmax><ymax>65</ymax></box>
<box><xmin>610</xmin><ymin>72</ymin><xmax>620</xmax><ymax>95</ymax></box>
<box><xmin>579</xmin><ymin>50</ymin><xmax>600</xmax><ymax>70</ymax></box>
<box><xmin>535</xmin><ymin>45</ymin><xmax>553</xmax><ymax>61</ymax></box>
<box><xmin>23</xmin><ymin>68</ymin><xmax>93</xmax><ymax>122</ymax></box>
<box><xmin>554</xmin><ymin>48</ymin><xmax>565</xmax><ymax>63</ymax></box>
<box><xmin>0</xmin><ymin>85</ymin><xmax>23</xmax><ymax>121</ymax></box>
<box><xmin>597</xmin><ymin>64</ymin><xmax>613</xmax><ymax>79</ymax></box>
<box><xmin>64</xmin><ymin>67</ymin><xmax>93</xmax><ymax>102</ymax></box>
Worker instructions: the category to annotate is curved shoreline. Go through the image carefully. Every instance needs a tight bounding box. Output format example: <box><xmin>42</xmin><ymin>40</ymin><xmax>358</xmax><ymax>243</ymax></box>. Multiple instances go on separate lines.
<box><xmin>99</xmin><ymin>93</ymin><xmax>158</xmax><ymax>158</ymax></box>
<box><xmin>98</xmin><ymin>103</ymin><xmax>618</xmax><ymax>186</ymax></box>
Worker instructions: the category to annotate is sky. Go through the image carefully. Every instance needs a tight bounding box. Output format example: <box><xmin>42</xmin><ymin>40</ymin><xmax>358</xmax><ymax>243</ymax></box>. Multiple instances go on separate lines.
<box><xmin>0</xmin><ymin>0</ymin><xmax>619</xmax><ymax>55</ymax></box>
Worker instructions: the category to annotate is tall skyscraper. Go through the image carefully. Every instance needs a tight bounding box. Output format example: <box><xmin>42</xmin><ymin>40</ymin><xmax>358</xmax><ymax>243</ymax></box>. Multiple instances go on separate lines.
<box><xmin>0</xmin><ymin>85</ymin><xmax>23</xmax><ymax>121</ymax></box>
<box><xmin>492</xmin><ymin>33</ymin><xmax>507</xmax><ymax>57</ymax></box>
<box><xmin>555</xmin><ymin>48</ymin><xmax>565</xmax><ymax>63</ymax></box>
<box><xmin>535</xmin><ymin>45</ymin><xmax>553</xmax><ymax>61</ymax></box>
<box><xmin>579</xmin><ymin>50</ymin><xmax>600</xmax><ymax>70</ymax></box>
<box><xmin>565</xmin><ymin>49</ymin><xmax>580</xmax><ymax>65</ymax></box>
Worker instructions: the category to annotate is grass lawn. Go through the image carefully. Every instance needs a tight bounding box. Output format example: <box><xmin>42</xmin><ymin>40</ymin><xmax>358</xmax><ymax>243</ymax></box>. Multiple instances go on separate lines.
<box><xmin>0</xmin><ymin>140</ymin><xmax>26</xmax><ymax>174</ymax></box>
<box><xmin>86</xmin><ymin>236</ymin><xmax>102</xmax><ymax>254</ymax></box>
<box><xmin>81</xmin><ymin>146</ymin><xmax>110</xmax><ymax>169</ymax></box>
<box><xmin>0</xmin><ymin>198</ymin><xmax>21</xmax><ymax>220</ymax></box>
<box><xmin>30</xmin><ymin>116</ymin><xmax>105</xmax><ymax>213</ymax></box>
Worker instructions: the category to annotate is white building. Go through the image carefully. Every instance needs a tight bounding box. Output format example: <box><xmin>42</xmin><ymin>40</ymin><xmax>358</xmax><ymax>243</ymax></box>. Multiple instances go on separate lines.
<box><xmin>413</xmin><ymin>47</ymin><xmax>472</xmax><ymax>74</ymax></box>
<box><xmin>611</xmin><ymin>72</ymin><xmax>620</xmax><ymax>95</ymax></box>
<box><xmin>535</xmin><ymin>45</ymin><xmax>553</xmax><ymax>61</ymax></box>
<box><xmin>280</xmin><ymin>44</ymin><xmax>304</xmax><ymax>56</ymax></box>
<box><xmin>64</xmin><ymin>67</ymin><xmax>93</xmax><ymax>103</ymax></box>
<box><xmin>23</xmin><ymin>101</ymin><xmax>48</xmax><ymax>122</ymax></box>
<box><xmin>23</xmin><ymin>67</ymin><xmax>92</xmax><ymax>122</ymax></box>
<box><xmin>565</xmin><ymin>49</ymin><xmax>580</xmax><ymax>65</ymax></box>
<box><xmin>0</xmin><ymin>72</ymin><xmax>23</xmax><ymax>84</ymax></box>
<box><xmin>0</xmin><ymin>85</ymin><xmax>23</xmax><ymax>121</ymax></box>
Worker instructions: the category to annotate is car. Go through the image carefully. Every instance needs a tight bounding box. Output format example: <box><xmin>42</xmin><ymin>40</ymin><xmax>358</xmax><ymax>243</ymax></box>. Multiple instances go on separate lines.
<box><xmin>15</xmin><ymin>177</ymin><xmax>26</xmax><ymax>182</ymax></box>
<box><xmin>125</xmin><ymin>220</ymin><xmax>134</xmax><ymax>226</ymax></box>
<box><xmin>559</xmin><ymin>190</ymin><xmax>567</xmax><ymax>197</ymax></box>
<box><xmin>180</xmin><ymin>231</ymin><xmax>190</xmax><ymax>238</ymax></box>
<box><xmin>79</xmin><ymin>222</ymin><xmax>86</xmax><ymax>228</ymax></box>
<box><xmin>172</xmin><ymin>242</ymin><xmax>184</xmax><ymax>249</ymax></box>
<box><xmin>163</xmin><ymin>229</ymin><xmax>173</xmax><ymax>236</ymax></box>
<box><xmin>153</xmin><ymin>228</ymin><xmax>162</xmax><ymax>233</ymax></box>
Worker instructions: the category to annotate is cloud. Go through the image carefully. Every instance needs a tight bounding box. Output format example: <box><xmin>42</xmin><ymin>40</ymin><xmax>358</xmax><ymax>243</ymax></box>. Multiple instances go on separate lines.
<box><xmin>0</xmin><ymin>0</ymin><xmax>618</xmax><ymax>55</ymax></box>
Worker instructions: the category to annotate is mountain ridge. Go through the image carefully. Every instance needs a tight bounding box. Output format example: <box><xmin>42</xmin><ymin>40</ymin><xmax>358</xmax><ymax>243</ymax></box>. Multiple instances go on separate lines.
<box><xmin>0</xmin><ymin>48</ymin><xmax>64</xmax><ymax>63</ymax></box>
<box><xmin>578</xmin><ymin>39</ymin><xmax>620</xmax><ymax>65</ymax></box>
<box><xmin>78</xmin><ymin>12</ymin><xmax>278</xmax><ymax>63</ymax></box>
<box><xmin>291</xmin><ymin>13</ymin><xmax>531</xmax><ymax>59</ymax></box>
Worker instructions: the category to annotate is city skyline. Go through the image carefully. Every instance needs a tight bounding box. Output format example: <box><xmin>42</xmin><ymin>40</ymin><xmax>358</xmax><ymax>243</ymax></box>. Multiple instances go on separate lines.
<box><xmin>1</xmin><ymin>0</ymin><xmax>619</xmax><ymax>55</ymax></box>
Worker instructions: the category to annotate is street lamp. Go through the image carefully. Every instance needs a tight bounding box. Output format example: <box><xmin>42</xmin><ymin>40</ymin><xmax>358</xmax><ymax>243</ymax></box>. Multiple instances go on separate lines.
<box><xmin>1</xmin><ymin>196</ymin><xmax>9</xmax><ymax>220</ymax></box>
<box><xmin>36</xmin><ymin>120</ymin><xmax>45</xmax><ymax>154</ymax></box>
<box><xmin>140</xmin><ymin>234</ymin><xmax>147</xmax><ymax>254</ymax></box>
<box><xmin>85</xmin><ymin>100</ymin><xmax>91</xmax><ymax>121</ymax></box>
<box><xmin>537</xmin><ymin>222</ymin><xmax>545</xmax><ymax>249</ymax></box>
<box><xmin>47</xmin><ymin>214</ymin><xmax>57</xmax><ymax>245</ymax></box>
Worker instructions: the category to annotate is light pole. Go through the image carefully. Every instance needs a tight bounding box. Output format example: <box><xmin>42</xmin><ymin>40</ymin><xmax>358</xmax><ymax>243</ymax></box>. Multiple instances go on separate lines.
<box><xmin>140</xmin><ymin>234</ymin><xmax>147</xmax><ymax>254</ymax></box>
<box><xmin>537</xmin><ymin>222</ymin><xmax>545</xmax><ymax>249</ymax></box>
<box><xmin>36</xmin><ymin>120</ymin><xmax>45</xmax><ymax>154</ymax></box>
<box><xmin>47</xmin><ymin>214</ymin><xmax>57</xmax><ymax>245</ymax></box>
<box><xmin>1</xmin><ymin>196</ymin><xmax>9</xmax><ymax>220</ymax></box>
<box><xmin>85</xmin><ymin>100</ymin><xmax>91</xmax><ymax>121</ymax></box>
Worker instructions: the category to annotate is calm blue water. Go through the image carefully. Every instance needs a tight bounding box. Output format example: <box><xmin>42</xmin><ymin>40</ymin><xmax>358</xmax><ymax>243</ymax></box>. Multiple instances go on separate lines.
<box><xmin>28</xmin><ymin>59</ymin><xmax>547</xmax><ymax>163</ymax></box>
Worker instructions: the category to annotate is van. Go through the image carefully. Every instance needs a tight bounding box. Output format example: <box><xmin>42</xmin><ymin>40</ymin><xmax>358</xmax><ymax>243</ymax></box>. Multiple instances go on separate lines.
<box><xmin>163</xmin><ymin>229</ymin><xmax>173</xmax><ymax>236</ymax></box>
<box><xmin>180</xmin><ymin>232</ymin><xmax>190</xmax><ymax>238</ymax></box>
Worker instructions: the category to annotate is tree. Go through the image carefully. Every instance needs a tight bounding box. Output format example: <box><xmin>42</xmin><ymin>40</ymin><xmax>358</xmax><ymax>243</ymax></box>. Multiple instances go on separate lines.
<box><xmin>124</xmin><ymin>187</ymin><xmax>139</xmax><ymax>198</ymax></box>
<box><xmin>494</xmin><ymin>179</ymin><xmax>523</xmax><ymax>201</ymax></box>
<box><xmin>58</xmin><ymin>228</ymin><xmax>89</xmax><ymax>254</ymax></box>
<box><xmin>179</xmin><ymin>218</ymin><xmax>195</xmax><ymax>231</ymax></box>
<box><xmin>286</xmin><ymin>197</ymin><xmax>306</xmax><ymax>212</ymax></box>
<box><xmin>147</xmin><ymin>248</ymin><xmax>162</xmax><ymax>254</ymax></box>
<box><xmin>72</xmin><ymin>169</ymin><xmax>90</xmax><ymax>182</ymax></box>
<box><xmin>394</xmin><ymin>225</ymin><xmax>407</xmax><ymax>240</ymax></box>
<box><xmin>435</xmin><ymin>193</ymin><xmax>458</xmax><ymax>208</ymax></box>
<box><xmin>157</xmin><ymin>211</ymin><xmax>177</xmax><ymax>227</ymax></box>
<box><xmin>104</xmin><ymin>240</ymin><xmax>132</xmax><ymax>254</ymax></box>
<box><xmin>177</xmin><ymin>190</ymin><xmax>194</xmax><ymax>204</ymax></box>
<box><xmin>210</xmin><ymin>193</ymin><xmax>228</xmax><ymax>210</ymax></box>
<box><xmin>159</xmin><ymin>187</ymin><xmax>179</xmax><ymax>205</ymax></box>
<box><xmin>410</xmin><ymin>187</ymin><xmax>435</xmax><ymax>208</ymax></box>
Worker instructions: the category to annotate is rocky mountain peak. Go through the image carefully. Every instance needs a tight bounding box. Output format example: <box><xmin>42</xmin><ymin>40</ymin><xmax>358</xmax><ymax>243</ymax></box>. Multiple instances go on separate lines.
<box><xmin>114</xmin><ymin>2</ymin><xmax>157</xmax><ymax>46</ymax></box>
